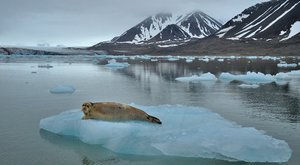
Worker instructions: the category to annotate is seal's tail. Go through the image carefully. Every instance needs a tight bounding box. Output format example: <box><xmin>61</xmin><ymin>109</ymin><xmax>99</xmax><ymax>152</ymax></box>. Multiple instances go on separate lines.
<box><xmin>146</xmin><ymin>115</ymin><xmax>162</xmax><ymax>124</ymax></box>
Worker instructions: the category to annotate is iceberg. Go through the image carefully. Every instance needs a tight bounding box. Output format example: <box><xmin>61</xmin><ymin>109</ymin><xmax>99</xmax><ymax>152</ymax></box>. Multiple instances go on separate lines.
<box><xmin>105</xmin><ymin>59</ymin><xmax>129</xmax><ymax>69</ymax></box>
<box><xmin>175</xmin><ymin>73</ymin><xmax>217</xmax><ymax>82</ymax></box>
<box><xmin>40</xmin><ymin>105</ymin><xmax>291</xmax><ymax>162</ymax></box>
<box><xmin>49</xmin><ymin>85</ymin><xmax>76</xmax><ymax>94</ymax></box>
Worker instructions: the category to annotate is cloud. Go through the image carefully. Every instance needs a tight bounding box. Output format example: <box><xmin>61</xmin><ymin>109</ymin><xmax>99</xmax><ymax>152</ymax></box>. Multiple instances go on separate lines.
<box><xmin>0</xmin><ymin>0</ymin><xmax>267</xmax><ymax>46</ymax></box>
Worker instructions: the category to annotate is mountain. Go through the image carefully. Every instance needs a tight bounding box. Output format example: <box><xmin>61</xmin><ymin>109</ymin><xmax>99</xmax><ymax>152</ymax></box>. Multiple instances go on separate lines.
<box><xmin>110</xmin><ymin>11</ymin><xmax>222</xmax><ymax>43</ymax></box>
<box><xmin>178</xmin><ymin>11</ymin><xmax>222</xmax><ymax>38</ymax></box>
<box><xmin>148</xmin><ymin>24</ymin><xmax>191</xmax><ymax>42</ymax></box>
<box><xmin>216</xmin><ymin>0</ymin><xmax>300</xmax><ymax>41</ymax></box>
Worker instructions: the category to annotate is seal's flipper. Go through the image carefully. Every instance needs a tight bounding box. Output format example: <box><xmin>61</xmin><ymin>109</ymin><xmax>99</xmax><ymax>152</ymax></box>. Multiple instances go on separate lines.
<box><xmin>146</xmin><ymin>115</ymin><xmax>162</xmax><ymax>124</ymax></box>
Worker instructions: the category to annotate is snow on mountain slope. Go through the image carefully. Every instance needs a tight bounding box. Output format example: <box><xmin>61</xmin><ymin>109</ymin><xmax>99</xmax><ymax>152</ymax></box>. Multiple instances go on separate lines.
<box><xmin>216</xmin><ymin>0</ymin><xmax>300</xmax><ymax>41</ymax></box>
<box><xmin>113</xmin><ymin>11</ymin><xmax>222</xmax><ymax>43</ymax></box>
<box><xmin>149</xmin><ymin>24</ymin><xmax>191</xmax><ymax>42</ymax></box>
<box><xmin>179</xmin><ymin>11</ymin><xmax>222</xmax><ymax>38</ymax></box>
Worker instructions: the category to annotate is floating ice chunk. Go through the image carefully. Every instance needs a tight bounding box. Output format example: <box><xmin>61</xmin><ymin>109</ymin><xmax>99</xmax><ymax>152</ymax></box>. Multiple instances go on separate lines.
<box><xmin>49</xmin><ymin>85</ymin><xmax>75</xmax><ymax>94</ymax></box>
<box><xmin>185</xmin><ymin>57</ymin><xmax>195</xmax><ymax>63</ymax></box>
<box><xmin>246</xmin><ymin>56</ymin><xmax>258</xmax><ymax>60</ymax></box>
<box><xmin>176</xmin><ymin>72</ymin><xmax>217</xmax><ymax>82</ymax></box>
<box><xmin>261</xmin><ymin>56</ymin><xmax>280</xmax><ymax>61</ymax></box>
<box><xmin>40</xmin><ymin>105</ymin><xmax>291</xmax><ymax>162</ymax></box>
<box><xmin>199</xmin><ymin>58</ymin><xmax>209</xmax><ymax>62</ymax></box>
<box><xmin>219</xmin><ymin>72</ymin><xmax>276</xmax><ymax>84</ymax></box>
<box><xmin>105</xmin><ymin>59</ymin><xmax>129</xmax><ymax>69</ymax></box>
<box><xmin>277</xmin><ymin>62</ymin><xmax>297</xmax><ymax>68</ymax></box>
<box><xmin>167</xmin><ymin>56</ymin><xmax>179</xmax><ymax>61</ymax></box>
<box><xmin>238</xmin><ymin>84</ymin><xmax>260</xmax><ymax>88</ymax></box>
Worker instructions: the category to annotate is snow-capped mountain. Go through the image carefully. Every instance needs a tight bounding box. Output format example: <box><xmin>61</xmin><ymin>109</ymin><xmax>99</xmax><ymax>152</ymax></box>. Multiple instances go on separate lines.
<box><xmin>112</xmin><ymin>11</ymin><xmax>222</xmax><ymax>43</ymax></box>
<box><xmin>216</xmin><ymin>0</ymin><xmax>300</xmax><ymax>41</ymax></box>
<box><xmin>179</xmin><ymin>11</ymin><xmax>222</xmax><ymax>38</ymax></box>
<box><xmin>149</xmin><ymin>24</ymin><xmax>191</xmax><ymax>42</ymax></box>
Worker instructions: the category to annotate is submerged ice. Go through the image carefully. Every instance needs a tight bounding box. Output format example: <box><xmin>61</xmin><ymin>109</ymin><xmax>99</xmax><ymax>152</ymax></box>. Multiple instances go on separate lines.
<box><xmin>49</xmin><ymin>85</ymin><xmax>75</xmax><ymax>94</ymax></box>
<box><xmin>39</xmin><ymin>105</ymin><xmax>291</xmax><ymax>162</ymax></box>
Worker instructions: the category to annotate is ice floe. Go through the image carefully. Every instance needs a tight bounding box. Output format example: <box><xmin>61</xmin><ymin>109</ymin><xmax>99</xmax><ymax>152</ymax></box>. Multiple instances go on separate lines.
<box><xmin>219</xmin><ymin>71</ymin><xmax>291</xmax><ymax>85</ymax></box>
<box><xmin>39</xmin><ymin>104</ymin><xmax>291</xmax><ymax>162</ymax></box>
<box><xmin>105</xmin><ymin>59</ymin><xmax>129</xmax><ymax>69</ymax></box>
<box><xmin>49</xmin><ymin>85</ymin><xmax>76</xmax><ymax>94</ymax></box>
<box><xmin>277</xmin><ymin>62</ymin><xmax>297</xmax><ymax>68</ymax></box>
<box><xmin>167</xmin><ymin>56</ymin><xmax>179</xmax><ymax>61</ymax></box>
<box><xmin>175</xmin><ymin>73</ymin><xmax>217</xmax><ymax>82</ymax></box>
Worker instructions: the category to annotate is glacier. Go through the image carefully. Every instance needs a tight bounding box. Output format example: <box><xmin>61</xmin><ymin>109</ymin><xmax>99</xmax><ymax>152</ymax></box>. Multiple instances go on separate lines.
<box><xmin>39</xmin><ymin>104</ymin><xmax>292</xmax><ymax>162</ymax></box>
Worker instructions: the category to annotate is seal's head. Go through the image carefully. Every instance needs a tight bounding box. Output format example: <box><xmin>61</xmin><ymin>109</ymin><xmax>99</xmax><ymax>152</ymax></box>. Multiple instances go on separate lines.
<box><xmin>82</xmin><ymin>102</ymin><xmax>93</xmax><ymax>115</ymax></box>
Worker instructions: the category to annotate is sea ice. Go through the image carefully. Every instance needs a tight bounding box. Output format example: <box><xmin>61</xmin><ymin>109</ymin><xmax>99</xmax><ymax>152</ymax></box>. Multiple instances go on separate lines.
<box><xmin>175</xmin><ymin>72</ymin><xmax>217</xmax><ymax>82</ymax></box>
<box><xmin>105</xmin><ymin>59</ymin><xmax>129</xmax><ymax>69</ymax></box>
<box><xmin>49</xmin><ymin>85</ymin><xmax>76</xmax><ymax>94</ymax></box>
<box><xmin>40</xmin><ymin>105</ymin><xmax>291</xmax><ymax>162</ymax></box>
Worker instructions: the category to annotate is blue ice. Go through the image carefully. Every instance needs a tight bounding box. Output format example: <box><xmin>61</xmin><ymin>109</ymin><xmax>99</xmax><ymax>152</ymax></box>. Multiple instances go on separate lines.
<box><xmin>39</xmin><ymin>104</ymin><xmax>291</xmax><ymax>162</ymax></box>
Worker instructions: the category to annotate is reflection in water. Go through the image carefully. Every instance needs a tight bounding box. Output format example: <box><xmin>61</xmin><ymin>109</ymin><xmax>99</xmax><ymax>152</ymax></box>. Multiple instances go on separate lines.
<box><xmin>232</xmin><ymin>83</ymin><xmax>300</xmax><ymax>123</ymax></box>
<box><xmin>114</xmin><ymin>59</ymin><xmax>300</xmax><ymax>123</ymax></box>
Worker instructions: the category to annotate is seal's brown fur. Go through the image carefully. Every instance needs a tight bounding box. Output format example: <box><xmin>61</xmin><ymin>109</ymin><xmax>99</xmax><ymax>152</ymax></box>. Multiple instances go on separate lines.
<box><xmin>81</xmin><ymin>102</ymin><xmax>162</xmax><ymax>124</ymax></box>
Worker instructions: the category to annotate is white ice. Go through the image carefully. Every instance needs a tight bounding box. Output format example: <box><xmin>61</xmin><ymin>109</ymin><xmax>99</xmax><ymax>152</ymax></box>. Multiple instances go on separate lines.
<box><xmin>105</xmin><ymin>59</ymin><xmax>130</xmax><ymax>69</ymax></box>
<box><xmin>277</xmin><ymin>62</ymin><xmax>297</xmax><ymax>68</ymax></box>
<box><xmin>167</xmin><ymin>56</ymin><xmax>179</xmax><ymax>61</ymax></box>
<box><xmin>175</xmin><ymin>72</ymin><xmax>217</xmax><ymax>82</ymax></box>
<box><xmin>39</xmin><ymin>104</ymin><xmax>291</xmax><ymax>162</ymax></box>
<box><xmin>49</xmin><ymin>85</ymin><xmax>76</xmax><ymax>94</ymax></box>
<box><xmin>219</xmin><ymin>71</ymin><xmax>291</xmax><ymax>85</ymax></box>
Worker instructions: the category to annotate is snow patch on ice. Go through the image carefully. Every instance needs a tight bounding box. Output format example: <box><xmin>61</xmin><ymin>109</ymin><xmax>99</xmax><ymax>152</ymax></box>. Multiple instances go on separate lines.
<box><xmin>49</xmin><ymin>85</ymin><xmax>76</xmax><ymax>94</ymax></box>
<box><xmin>175</xmin><ymin>72</ymin><xmax>217</xmax><ymax>82</ymax></box>
<box><xmin>39</xmin><ymin>105</ymin><xmax>292</xmax><ymax>162</ymax></box>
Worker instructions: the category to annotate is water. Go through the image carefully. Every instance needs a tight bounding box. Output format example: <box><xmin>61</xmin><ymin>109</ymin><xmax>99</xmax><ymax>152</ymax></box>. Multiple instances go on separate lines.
<box><xmin>0</xmin><ymin>55</ymin><xmax>299</xmax><ymax>165</ymax></box>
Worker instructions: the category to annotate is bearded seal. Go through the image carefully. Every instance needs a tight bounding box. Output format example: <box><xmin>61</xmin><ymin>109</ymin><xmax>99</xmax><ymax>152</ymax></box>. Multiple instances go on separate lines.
<box><xmin>81</xmin><ymin>102</ymin><xmax>162</xmax><ymax>124</ymax></box>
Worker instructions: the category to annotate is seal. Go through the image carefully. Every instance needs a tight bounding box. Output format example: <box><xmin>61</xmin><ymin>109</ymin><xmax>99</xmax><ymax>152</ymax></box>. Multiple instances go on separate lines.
<box><xmin>81</xmin><ymin>102</ymin><xmax>162</xmax><ymax>124</ymax></box>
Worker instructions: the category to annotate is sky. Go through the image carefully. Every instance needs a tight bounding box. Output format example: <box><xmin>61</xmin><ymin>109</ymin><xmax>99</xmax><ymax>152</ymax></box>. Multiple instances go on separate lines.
<box><xmin>0</xmin><ymin>0</ymin><xmax>268</xmax><ymax>47</ymax></box>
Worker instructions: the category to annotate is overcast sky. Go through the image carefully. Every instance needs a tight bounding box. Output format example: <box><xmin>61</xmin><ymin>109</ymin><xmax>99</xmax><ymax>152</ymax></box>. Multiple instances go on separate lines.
<box><xmin>0</xmin><ymin>0</ymin><xmax>267</xmax><ymax>47</ymax></box>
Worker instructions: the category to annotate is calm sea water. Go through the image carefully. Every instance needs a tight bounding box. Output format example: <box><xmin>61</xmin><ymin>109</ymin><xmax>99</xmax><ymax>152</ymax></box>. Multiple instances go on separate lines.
<box><xmin>0</xmin><ymin>55</ymin><xmax>299</xmax><ymax>165</ymax></box>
